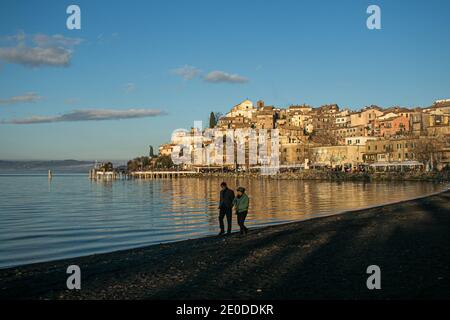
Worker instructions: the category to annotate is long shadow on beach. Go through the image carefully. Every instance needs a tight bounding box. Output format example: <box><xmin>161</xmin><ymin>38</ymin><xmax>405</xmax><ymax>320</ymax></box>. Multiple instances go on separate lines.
<box><xmin>150</xmin><ymin>192</ymin><xmax>450</xmax><ymax>300</ymax></box>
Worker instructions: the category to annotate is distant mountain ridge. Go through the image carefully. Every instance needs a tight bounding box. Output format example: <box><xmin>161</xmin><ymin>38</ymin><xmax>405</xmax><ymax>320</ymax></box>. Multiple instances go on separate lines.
<box><xmin>0</xmin><ymin>160</ymin><xmax>95</xmax><ymax>173</ymax></box>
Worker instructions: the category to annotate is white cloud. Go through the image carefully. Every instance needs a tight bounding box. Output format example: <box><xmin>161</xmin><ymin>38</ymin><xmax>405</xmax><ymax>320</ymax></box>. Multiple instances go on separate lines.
<box><xmin>171</xmin><ymin>65</ymin><xmax>201</xmax><ymax>80</ymax></box>
<box><xmin>33</xmin><ymin>34</ymin><xmax>83</xmax><ymax>48</ymax></box>
<box><xmin>0</xmin><ymin>92</ymin><xmax>42</xmax><ymax>105</ymax></box>
<box><xmin>0</xmin><ymin>46</ymin><xmax>72</xmax><ymax>67</ymax></box>
<box><xmin>2</xmin><ymin>30</ymin><xmax>26</xmax><ymax>42</ymax></box>
<box><xmin>0</xmin><ymin>32</ymin><xmax>82</xmax><ymax>68</ymax></box>
<box><xmin>203</xmin><ymin>70</ymin><xmax>249</xmax><ymax>84</ymax></box>
<box><xmin>1</xmin><ymin>108</ymin><xmax>166</xmax><ymax>124</ymax></box>
<box><xmin>171</xmin><ymin>65</ymin><xmax>249</xmax><ymax>84</ymax></box>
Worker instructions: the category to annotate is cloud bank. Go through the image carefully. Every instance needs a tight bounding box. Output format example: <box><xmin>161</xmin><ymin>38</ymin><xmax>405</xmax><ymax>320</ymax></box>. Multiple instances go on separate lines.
<box><xmin>33</xmin><ymin>34</ymin><xmax>83</xmax><ymax>48</ymax></box>
<box><xmin>0</xmin><ymin>46</ymin><xmax>72</xmax><ymax>67</ymax></box>
<box><xmin>0</xmin><ymin>92</ymin><xmax>42</xmax><ymax>105</ymax></box>
<box><xmin>171</xmin><ymin>65</ymin><xmax>249</xmax><ymax>84</ymax></box>
<box><xmin>1</xmin><ymin>108</ymin><xmax>166</xmax><ymax>124</ymax></box>
<box><xmin>0</xmin><ymin>32</ymin><xmax>83</xmax><ymax>68</ymax></box>
<box><xmin>203</xmin><ymin>70</ymin><xmax>249</xmax><ymax>84</ymax></box>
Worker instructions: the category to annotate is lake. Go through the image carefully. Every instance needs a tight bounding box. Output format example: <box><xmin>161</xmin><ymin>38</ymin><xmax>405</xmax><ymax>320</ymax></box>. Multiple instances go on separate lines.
<box><xmin>0</xmin><ymin>174</ymin><xmax>446</xmax><ymax>268</ymax></box>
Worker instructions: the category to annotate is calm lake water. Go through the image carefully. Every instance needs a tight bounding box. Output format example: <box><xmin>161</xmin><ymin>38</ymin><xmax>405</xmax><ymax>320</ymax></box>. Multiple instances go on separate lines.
<box><xmin>0</xmin><ymin>174</ymin><xmax>446</xmax><ymax>268</ymax></box>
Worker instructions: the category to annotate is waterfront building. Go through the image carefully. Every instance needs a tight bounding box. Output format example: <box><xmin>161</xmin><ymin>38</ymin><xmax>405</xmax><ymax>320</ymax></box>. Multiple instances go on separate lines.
<box><xmin>310</xmin><ymin>145</ymin><xmax>366</xmax><ymax>169</ymax></box>
<box><xmin>217</xmin><ymin>116</ymin><xmax>252</xmax><ymax>129</ymax></box>
<box><xmin>345</xmin><ymin>136</ymin><xmax>377</xmax><ymax>146</ymax></box>
<box><xmin>364</xmin><ymin>138</ymin><xmax>419</xmax><ymax>163</ymax></box>
<box><xmin>156</xmin><ymin>98</ymin><xmax>450</xmax><ymax>172</ymax></box>
<box><xmin>349</xmin><ymin>106</ymin><xmax>383</xmax><ymax>128</ymax></box>
<box><xmin>280</xmin><ymin>142</ymin><xmax>311</xmax><ymax>165</ymax></box>
<box><xmin>254</xmin><ymin>106</ymin><xmax>277</xmax><ymax>129</ymax></box>
<box><xmin>159</xmin><ymin>143</ymin><xmax>175</xmax><ymax>157</ymax></box>
<box><xmin>333</xmin><ymin>124</ymin><xmax>368</xmax><ymax>142</ymax></box>
<box><xmin>374</xmin><ymin>115</ymin><xmax>410</xmax><ymax>138</ymax></box>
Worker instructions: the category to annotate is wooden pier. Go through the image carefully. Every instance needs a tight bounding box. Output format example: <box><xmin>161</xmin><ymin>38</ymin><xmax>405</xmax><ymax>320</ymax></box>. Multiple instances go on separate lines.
<box><xmin>130</xmin><ymin>171</ymin><xmax>198</xmax><ymax>179</ymax></box>
<box><xmin>90</xmin><ymin>170</ymin><xmax>199</xmax><ymax>180</ymax></box>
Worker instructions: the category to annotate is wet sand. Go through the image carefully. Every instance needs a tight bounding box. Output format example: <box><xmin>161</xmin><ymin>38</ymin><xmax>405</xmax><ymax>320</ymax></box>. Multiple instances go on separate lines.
<box><xmin>1</xmin><ymin>190</ymin><xmax>449</xmax><ymax>300</ymax></box>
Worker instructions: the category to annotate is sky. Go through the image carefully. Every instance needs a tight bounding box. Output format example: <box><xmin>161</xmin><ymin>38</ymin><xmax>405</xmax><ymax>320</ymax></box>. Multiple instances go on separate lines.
<box><xmin>0</xmin><ymin>0</ymin><xmax>449</xmax><ymax>160</ymax></box>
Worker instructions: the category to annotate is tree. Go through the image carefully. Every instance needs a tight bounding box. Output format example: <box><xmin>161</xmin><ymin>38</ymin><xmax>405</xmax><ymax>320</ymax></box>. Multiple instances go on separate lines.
<box><xmin>310</xmin><ymin>131</ymin><xmax>339</xmax><ymax>145</ymax></box>
<box><xmin>142</xmin><ymin>157</ymin><xmax>150</xmax><ymax>167</ymax></box>
<box><xmin>214</xmin><ymin>112</ymin><xmax>223</xmax><ymax>125</ymax></box>
<box><xmin>127</xmin><ymin>156</ymin><xmax>151</xmax><ymax>171</ymax></box>
<box><xmin>155</xmin><ymin>155</ymin><xmax>174</xmax><ymax>169</ymax></box>
<box><xmin>149</xmin><ymin>145</ymin><xmax>154</xmax><ymax>158</ymax></box>
<box><xmin>127</xmin><ymin>159</ymin><xmax>139</xmax><ymax>171</ymax></box>
<box><xmin>326</xmin><ymin>150</ymin><xmax>346</xmax><ymax>168</ymax></box>
<box><xmin>414</xmin><ymin>137</ymin><xmax>444</xmax><ymax>171</ymax></box>
<box><xmin>209</xmin><ymin>112</ymin><xmax>216</xmax><ymax>128</ymax></box>
<box><xmin>305</xmin><ymin>146</ymin><xmax>319</xmax><ymax>166</ymax></box>
<box><xmin>100</xmin><ymin>162</ymin><xmax>113</xmax><ymax>171</ymax></box>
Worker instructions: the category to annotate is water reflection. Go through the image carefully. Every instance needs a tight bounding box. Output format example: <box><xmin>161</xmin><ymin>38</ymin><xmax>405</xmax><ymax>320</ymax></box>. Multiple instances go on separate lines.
<box><xmin>0</xmin><ymin>175</ymin><xmax>445</xmax><ymax>268</ymax></box>
<box><xmin>163</xmin><ymin>177</ymin><xmax>443</xmax><ymax>225</ymax></box>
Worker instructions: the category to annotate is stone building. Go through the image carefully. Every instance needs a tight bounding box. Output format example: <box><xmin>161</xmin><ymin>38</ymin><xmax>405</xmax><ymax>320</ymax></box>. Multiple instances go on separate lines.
<box><xmin>374</xmin><ymin>115</ymin><xmax>410</xmax><ymax>138</ymax></box>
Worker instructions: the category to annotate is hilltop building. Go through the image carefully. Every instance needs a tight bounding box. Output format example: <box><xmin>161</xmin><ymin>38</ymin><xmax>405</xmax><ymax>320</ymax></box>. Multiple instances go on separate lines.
<box><xmin>158</xmin><ymin>98</ymin><xmax>450</xmax><ymax>171</ymax></box>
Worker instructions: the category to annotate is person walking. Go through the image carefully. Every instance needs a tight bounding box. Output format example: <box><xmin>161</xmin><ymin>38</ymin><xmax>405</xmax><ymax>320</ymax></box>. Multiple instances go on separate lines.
<box><xmin>218</xmin><ymin>182</ymin><xmax>235</xmax><ymax>235</ymax></box>
<box><xmin>233</xmin><ymin>187</ymin><xmax>249</xmax><ymax>235</ymax></box>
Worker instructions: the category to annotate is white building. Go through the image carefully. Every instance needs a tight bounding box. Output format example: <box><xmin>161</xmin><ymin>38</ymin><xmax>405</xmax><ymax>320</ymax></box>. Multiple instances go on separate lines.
<box><xmin>335</xmin><ymin>109</ymin><xmax>351</xmax><ymax>127</ymax></box>
<box><xmin>226</xmin><ymin>99</ymin><xmax>256</xmax><ymax>119</ymax></box>
<box><xmin>345</xmin><ymin>136</ymin><xmax>377</xmax><ymax>146</ymax></box>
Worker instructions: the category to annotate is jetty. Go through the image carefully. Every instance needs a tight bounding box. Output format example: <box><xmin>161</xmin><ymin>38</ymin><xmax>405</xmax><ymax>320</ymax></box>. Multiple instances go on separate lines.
<box><xmin>90</xmin><ymin>169</ymin><xmax>199</xmax><ymax>180</ymax></box>
<box><xmin>130</xmin><ymin>171</ymin><xmax>198</xmax><ymax>179</ymax></box>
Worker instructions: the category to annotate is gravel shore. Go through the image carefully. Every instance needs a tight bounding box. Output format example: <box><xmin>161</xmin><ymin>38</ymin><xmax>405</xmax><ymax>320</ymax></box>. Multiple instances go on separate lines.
<box><xmin>1</xmin><ymin>190</ymin><xmax>449</xmax><ymax>300</ymax></box>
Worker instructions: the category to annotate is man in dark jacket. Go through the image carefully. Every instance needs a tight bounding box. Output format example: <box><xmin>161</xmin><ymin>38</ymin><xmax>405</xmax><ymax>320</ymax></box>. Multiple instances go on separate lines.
<box><xmin>218</xmin><ymin>182</ymin><xmax>235</xmax><ymax>235</ymax></box>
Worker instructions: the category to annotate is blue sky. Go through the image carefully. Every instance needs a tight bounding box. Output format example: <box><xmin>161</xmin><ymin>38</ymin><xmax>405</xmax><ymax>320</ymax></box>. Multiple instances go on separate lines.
<box><xmin>0</xmin><ymin>0</ymin><xmax>449</xmax><ymax>160</ymax></box>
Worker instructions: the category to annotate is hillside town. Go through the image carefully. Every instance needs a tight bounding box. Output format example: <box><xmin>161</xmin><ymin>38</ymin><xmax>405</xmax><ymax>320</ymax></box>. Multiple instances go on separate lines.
<box><xmin>134</xmin><ymin>98</ymin><xmax>450</xmax><ymax>174</ymax></box>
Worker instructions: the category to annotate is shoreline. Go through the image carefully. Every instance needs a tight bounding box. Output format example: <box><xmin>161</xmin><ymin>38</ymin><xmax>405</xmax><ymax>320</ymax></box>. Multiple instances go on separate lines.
<box><xmin>0</xmin><ymin>186</ymin><xmax>447</xmax><ymax>270</ymax></box>
<box><xmin>190</xmin><ymin>170</ymin><xmax>450</xmax><ymax>182</ymax></box>
<box><xmin>1</xmin><ymin>170</ymin><xmax>449</xmax><ymax>183</ymax></box>
<box><xmin>102</xmin><ymin>170</ymin><xmax>450</xmax><ymax>183</ymax></box>
<box><xmin>1</xmin><ymin>190</ymin><xmax>449</xmax><ymax>299</ymax></box>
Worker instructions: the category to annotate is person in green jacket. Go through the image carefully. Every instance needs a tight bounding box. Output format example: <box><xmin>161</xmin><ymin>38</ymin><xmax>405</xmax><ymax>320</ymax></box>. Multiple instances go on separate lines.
<box><xmin>233</xmin><ymin>187</ymin><xmax>249</xmax><ymax>235</ymax></box>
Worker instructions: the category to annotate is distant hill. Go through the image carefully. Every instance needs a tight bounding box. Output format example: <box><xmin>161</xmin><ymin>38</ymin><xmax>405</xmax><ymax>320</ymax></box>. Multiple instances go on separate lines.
<box><xmin>0</xmin><ymin>160</ymin><xmax>95</xmax><ymax>174</ymax></box>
